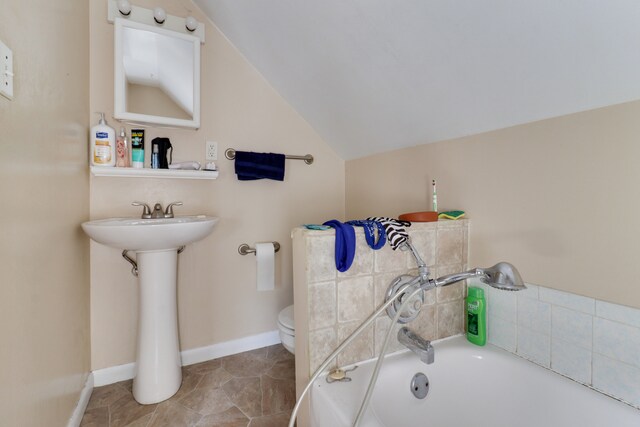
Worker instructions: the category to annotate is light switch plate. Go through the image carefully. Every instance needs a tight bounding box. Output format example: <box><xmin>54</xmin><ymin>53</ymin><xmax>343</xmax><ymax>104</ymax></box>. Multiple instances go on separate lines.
<box><xmin>0</xmin><ymin>40</ymin><xmax>13</xmax><ymax>100</ymax></box>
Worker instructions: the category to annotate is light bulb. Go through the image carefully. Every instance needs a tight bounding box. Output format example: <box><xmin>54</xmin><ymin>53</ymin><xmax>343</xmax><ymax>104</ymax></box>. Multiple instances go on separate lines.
<box><xmin>185</xmin><ymin>16</ymin><xmax>198</xmax><ymax>32</ymax></box>
<box><xmin>153</xmin><ymin>7</ymin><xmax>166</xmax><ymax>24</ymax></box>
<box><xmin>117</xmin><ymin>0</ymin><xmax>131</xmax><ymax>16</ymax></box>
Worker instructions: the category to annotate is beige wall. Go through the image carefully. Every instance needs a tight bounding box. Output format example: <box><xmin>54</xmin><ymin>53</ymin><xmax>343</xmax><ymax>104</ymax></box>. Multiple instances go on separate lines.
<box><xmin>0</xmin><ymin>1</ymin><xmax>90</xmax><ymax>426</ymax></box>
<box><xmin>89</xmin><ymin>0</ymin><xmax>345</xmax><ymax>370</ymax></box>
<box><xmin>346</xmin><ymin>100</ymin><xmax>640</xmax><ymax>309</ymax></box>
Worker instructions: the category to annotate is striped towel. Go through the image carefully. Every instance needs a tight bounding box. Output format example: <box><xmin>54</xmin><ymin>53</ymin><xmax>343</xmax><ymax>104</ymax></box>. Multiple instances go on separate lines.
<box><xmin>366</xmin><ymin>217</ymin><xmax>411</xmax><ymax>250</ymax></box>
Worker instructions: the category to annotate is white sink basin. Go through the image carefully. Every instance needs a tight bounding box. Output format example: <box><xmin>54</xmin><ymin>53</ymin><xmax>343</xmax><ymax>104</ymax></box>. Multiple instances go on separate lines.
<box><xmin>82</xmin><ymin>215</ymin><xmax>218</xmax><ymax>251</ymax></box>
<box><xmin>81</xmin><ymin>213</ymin><xmax>218</xmax><ymax>404</ymax></box>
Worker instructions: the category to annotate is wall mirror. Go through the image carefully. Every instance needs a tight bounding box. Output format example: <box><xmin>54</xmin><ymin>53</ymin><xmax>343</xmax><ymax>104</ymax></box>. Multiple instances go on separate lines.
<box><xmin>114</xmin><ymin>18</ymin><xmax>200</xmax><ymax>129</ymax></box>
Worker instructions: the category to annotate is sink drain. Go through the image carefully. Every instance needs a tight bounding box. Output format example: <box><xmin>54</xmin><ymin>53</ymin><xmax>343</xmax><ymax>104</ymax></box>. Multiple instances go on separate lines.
<box><xmin>410</xmin><ymin>372</ymin><xmax>429</xmax><ymax>399</ymax></box>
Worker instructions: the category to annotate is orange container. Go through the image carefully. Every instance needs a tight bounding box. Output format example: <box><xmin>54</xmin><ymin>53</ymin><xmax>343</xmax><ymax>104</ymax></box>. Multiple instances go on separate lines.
<box><xmin>398</xmin><ymin>211</ymin><xmax>439</xmax><ymax>222</ymax></box>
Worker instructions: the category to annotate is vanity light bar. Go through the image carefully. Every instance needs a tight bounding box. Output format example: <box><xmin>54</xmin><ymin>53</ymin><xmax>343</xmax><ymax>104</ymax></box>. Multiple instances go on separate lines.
<box><xmin>106</xmin><ymin>0</ymin><xmax>205</xmax><ymax>43</ymax></box>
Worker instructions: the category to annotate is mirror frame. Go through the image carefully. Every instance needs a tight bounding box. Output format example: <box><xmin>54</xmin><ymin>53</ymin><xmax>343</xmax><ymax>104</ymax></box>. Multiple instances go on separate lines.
<box><xmin>114</xmin><ymin>18</ymin><xmax>201</xmax><ymax>129</ymax></box>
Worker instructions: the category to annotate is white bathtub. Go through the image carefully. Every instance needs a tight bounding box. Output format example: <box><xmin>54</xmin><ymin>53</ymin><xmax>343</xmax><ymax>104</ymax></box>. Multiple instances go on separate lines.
<box><xmin>311</xmin><ymin>336</ymin><xmax>640</xmax><ymax>427</ymax></box>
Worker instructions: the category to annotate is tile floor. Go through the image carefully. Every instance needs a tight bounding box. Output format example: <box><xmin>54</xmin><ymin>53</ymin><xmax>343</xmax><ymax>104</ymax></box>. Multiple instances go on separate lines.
<box><xmin>80</xmin><ymin>344</ymin><xmax>295</xmax><ymax>427</ymax></box>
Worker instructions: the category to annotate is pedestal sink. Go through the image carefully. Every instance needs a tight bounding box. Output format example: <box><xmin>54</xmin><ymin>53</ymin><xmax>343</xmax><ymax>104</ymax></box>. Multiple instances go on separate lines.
<box><xmin>82</xmin><ymin>215</ymin><xmax>218</xmax><ymax>404</ymax></box>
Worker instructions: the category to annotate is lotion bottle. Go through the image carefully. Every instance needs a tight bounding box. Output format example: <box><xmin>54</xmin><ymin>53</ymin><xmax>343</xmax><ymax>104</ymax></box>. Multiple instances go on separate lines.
<box><xmin>466</xmin><ymin>287</ymin><xmax>486</xmax><ymax>346</ymax></box>
<box><xmin>90</xmin><ymin>113</ymin><xmax>116</xmax><ymax>167</ymax></box>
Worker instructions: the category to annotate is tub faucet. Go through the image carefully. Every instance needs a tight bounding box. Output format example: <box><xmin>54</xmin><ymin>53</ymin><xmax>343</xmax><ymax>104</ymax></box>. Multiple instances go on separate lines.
<box><xmin>398</xmin><ymin>327</ymin><xmax>434</xmax><ymax>364</ymax></box>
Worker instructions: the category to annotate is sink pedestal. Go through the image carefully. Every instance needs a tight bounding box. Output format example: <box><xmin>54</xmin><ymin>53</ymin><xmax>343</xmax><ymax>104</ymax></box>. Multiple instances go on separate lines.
<box><xmin>133</xmin><ymin>249</ymin><xmax>182</xmax><ymax>404</ymax></box>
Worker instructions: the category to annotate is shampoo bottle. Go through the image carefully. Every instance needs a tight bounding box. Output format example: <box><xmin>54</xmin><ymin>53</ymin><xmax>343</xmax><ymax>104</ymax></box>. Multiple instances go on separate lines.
<box><xmin>116</xmin><ymin>127</ymin><xmax>130</xmax><ymax>167</ymax></box>
<box><xmin>90</xmin><ymin>113</ymin><xmax>116</xmax><ymax>167</ymax></box>
<box><xmin>466</xmin><ymin>287</ymin><xmax>486</xmax><ymax>346</ymax></box>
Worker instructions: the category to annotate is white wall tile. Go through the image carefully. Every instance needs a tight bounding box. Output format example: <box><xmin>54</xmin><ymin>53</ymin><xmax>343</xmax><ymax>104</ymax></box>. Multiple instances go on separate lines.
<box><xmin>517</xmin><ymin>297</ymin><xmax>551</xmax><ymax>335</ymax></box>
<box><xmin>593</xmin><ymin>354</ymin><xmax>640</xmax><ymax>409</ymax></box>
<box><xmin>517</xmin><ymin>325</ymin><xmax>551</xmax><ymax>367</ymax></box>
<box><xmin>516</xmin><ymin>282</ymin><xmax>539</xmax><ymax>300</ymax></box>
<box><xmin>551</xmin><ymin>337</ymin><xmax>592</xmax><ymax>384</ymax></box>
<box><xmin>488</xmin><ymin>315</ymin><xmax>516</xmax><ymax>352</ymax></box>
<box><xmin>593</xmin><ymin>318</ymin><xmax>640</xmax><ymax>369</ymax></box>
<box><xmin>552</xmin><ymin>306</ymin><xmax>592</xmax><ymax>349</ymax></box>
<box><xmin>484</xmin><ymin>280</ymin><xmax>640</xmax><ymax>408</ymax></box>
<box><xmin>489</xmin><ymin>286</ymin><xmax>516</xmax><ymax>322</ymax></box>
<box><xmin>539</xmin><ymin>287</ymin><xmax>595</xmax><ymax>315</ymax></box>
<box><xmin>596</xmin><ymin>300</ymin><xmax>640</xmax><ymax>329</ymax></box>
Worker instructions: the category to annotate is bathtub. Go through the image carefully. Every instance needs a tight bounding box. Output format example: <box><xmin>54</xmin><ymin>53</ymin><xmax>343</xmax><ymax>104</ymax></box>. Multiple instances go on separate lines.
<box><xmin>310</xmin><ymin>336</ymin><xmax>640</xmax><ymax>427</ymax></box>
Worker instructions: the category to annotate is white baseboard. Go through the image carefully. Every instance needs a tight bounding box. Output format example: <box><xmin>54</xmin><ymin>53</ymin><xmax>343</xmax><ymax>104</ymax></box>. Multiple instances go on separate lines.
<box><xmin>93</xmin><ymin>361</ymin><xmax>136</xmax><ymax>387</ymax></box>
<box><xmin>181</xmin><ymin>329</ymin><xmax>280</xmax><ymax>366</ymax></box>
<box><xmin>92</xmin><ymin>330</ymin><xmax>280</xmax><ymax>387</ymax></box>
<box><xmin>67</xmin><ymin>373</ymin><xmax>94</xmax><ymax>427</ymax></box>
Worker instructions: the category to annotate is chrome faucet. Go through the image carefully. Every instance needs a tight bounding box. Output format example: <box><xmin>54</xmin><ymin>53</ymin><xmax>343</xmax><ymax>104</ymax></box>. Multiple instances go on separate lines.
<box><xmin>132</xmin><ymin>201</ymin><xmax>183</xmax><ymax>219</ymax></box>
<box><xmin>164</xmin><ymin>202</ymin><xmax>182</xmax><ymax>218</ymax></box>
<box><xmin>132</xmin><ymin>201</ymin><xmax>152</xmax><ymax>219</ymax></box>
<box><xmin>398</xmin><ymin>327</ymin><xmax>434</xmax><ymax>364</ymax></box>
<box><xmin>150</xmin><ymin>203</ymin><xmax>164</xmax><ymax>219</ymax></box>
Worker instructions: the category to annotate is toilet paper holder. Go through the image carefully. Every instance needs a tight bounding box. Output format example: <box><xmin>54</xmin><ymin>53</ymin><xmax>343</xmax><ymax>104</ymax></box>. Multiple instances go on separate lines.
<box><xmin>238</xmin><ymin>242</ymin><xmax>281</xmax><ymax>256</ymax></box>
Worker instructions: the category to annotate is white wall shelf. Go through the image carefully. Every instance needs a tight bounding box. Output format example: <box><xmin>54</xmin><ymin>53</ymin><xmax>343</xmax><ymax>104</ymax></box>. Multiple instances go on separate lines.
<box><xmin>90</xmin><ymin>166</ymin><xmax>218</xmax><ymax>180</ymax></box>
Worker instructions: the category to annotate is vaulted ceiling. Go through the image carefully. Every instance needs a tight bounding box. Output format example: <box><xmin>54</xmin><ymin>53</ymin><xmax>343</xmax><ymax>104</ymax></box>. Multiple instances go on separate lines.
<box><xmin>195</xmin><ymin>0</ymin><xmax>640</xmax><ymax>159</ymax></box>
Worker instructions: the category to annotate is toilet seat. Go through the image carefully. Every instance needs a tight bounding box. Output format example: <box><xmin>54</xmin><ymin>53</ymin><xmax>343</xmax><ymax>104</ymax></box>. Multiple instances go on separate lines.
<box><xmin>278</xmin><ymin>305</ymin><xmax>295</xmax><ymax>355</ymax></box>
<box><xmin>278</xmin><ymin>322</ymin><xmax>295</xmax><ymax>336</ymax></box>
<box><xmin>278</xmin><ymin>305</ymin><xmax>295</xmax><ymax>330</ymax></box>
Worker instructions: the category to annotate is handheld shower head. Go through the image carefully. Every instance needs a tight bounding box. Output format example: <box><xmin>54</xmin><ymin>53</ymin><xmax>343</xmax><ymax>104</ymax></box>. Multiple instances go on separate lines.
<box><xmin>479</xmin><ymin>262</ymin><xmax>526</xmax><ymax>291</ymax></box>
<box><xmin>433</xmin><ymin>262</ymin><xmax>526</xmax><ymax>291</ymax></box>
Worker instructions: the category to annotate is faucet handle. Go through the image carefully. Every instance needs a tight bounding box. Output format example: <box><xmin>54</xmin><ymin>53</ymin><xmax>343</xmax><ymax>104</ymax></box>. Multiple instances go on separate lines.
<box><xmin>164</xmin><ymin>201</ymin><xmax>183</xmax><ymax>218</ymax></box>
<box><xmin>132</xmin><ymin>201</ymin><xmax>152</xmax><ymax>219</ymax></box>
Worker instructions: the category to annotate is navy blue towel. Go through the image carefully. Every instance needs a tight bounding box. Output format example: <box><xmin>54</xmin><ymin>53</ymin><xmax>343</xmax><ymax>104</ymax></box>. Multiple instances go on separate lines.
<box><xmin>234</xmin><ymin>151</ymin><xmax>286</xmax><ymax>181</ymax></box>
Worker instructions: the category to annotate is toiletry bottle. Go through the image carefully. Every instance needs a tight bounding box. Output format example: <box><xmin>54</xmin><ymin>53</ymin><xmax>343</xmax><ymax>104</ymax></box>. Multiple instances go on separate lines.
<box><xmin>90</xmin><ymin>113</ymin><xmax>116</xmax><ymax>167</ymax></box>
<box><xmin>116</xmin><ymin>127</ymin><xmax>130</xmax><ymax>167</ymax></box>
<box><xmin>131</xmin><ymin>129</ymin><xmax>145</xmax><ymax>168</ymax></box>
<box><xmin>151</xmin><ymin>143</ymin><xmax>159</xmax><ymax>169</ymax></box>
<box><xmin>466</xmin><ymin>287</ymin><xmax>486</xmax><ymax>346</ymax></box>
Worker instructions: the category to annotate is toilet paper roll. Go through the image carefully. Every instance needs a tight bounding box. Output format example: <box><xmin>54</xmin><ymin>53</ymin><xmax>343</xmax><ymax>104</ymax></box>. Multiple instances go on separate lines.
<box><xmin>255</xmin><ymin>242</ymin><xmax>275</xmax><ymax>291</ymax></box>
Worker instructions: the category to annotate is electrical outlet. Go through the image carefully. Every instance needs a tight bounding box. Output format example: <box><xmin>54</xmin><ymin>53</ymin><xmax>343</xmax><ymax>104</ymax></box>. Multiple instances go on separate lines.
<box><xmin>0</xmin><ymin>39</ymin><xmax>14</xmax><ymax>100</ymax></box>
<box><xmin>206</xmin><ymin>141</ymin><xmax>218</xmax><ymax>161</ymax></box>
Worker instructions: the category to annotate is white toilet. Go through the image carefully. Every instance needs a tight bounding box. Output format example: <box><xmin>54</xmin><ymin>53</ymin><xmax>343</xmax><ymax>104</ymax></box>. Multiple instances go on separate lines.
<box><xmin>277</xmin><ymin>305</ymin><xmax>295</xmax><ymax>354</ymax></box>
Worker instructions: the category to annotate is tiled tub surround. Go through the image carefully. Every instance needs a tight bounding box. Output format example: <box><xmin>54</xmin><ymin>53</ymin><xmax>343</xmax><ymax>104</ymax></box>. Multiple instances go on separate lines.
<box><xmin>291</xmin><ymin>220</ymin><xmax>469</xmax><ymax>393</ymax></box>
<box><xmin>470</xmin><ymin>278</ymin><xmax>640</xmax><ymax>409</ymax></box>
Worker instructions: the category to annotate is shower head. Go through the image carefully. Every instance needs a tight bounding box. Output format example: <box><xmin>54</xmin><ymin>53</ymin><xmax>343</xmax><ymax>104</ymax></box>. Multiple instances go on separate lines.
<box><xmin>479</xmin><ymin>262</ymin><xmax>526</xmax><ymax>291</ymax></box>
<box><xmin>433</xmin><ymin>262</ymin><xmax>526</xmax><ymax>291</ymax></box>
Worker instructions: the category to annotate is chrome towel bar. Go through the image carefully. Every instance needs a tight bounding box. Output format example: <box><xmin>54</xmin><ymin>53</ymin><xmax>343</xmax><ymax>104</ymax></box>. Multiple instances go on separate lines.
<box><xmin>238</xmin><ymin>242</ymin><xmax>281</xmax><ymax>256</ymax></box>
<box><xmin>225</xmin><ymin>148</ymin><xmax>314</xmax><ymax>165</ymax></box>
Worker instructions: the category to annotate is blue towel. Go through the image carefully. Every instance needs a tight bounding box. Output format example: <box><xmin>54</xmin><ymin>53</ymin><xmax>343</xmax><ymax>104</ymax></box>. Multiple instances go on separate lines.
<box><xmin>234</xmin><ymin>151</ymin><xmax>286</xmax><ymax>181</ymax></box>
<box><xmin>345</xmin><ymin>220</ymin><xmax>386</xmax><ymax>250</ymax></box>
<box><xmin>323</xmin><ymin>220</ymin><xmax>356</xmax><ymax>272</ymax></box>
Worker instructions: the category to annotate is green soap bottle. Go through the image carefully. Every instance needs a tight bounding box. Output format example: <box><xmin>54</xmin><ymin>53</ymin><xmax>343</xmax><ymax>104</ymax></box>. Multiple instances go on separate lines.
<box><xmin>466</xmin><ymin>287</ymin><xmax>486</xmax><ymax>346</ymax></box>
